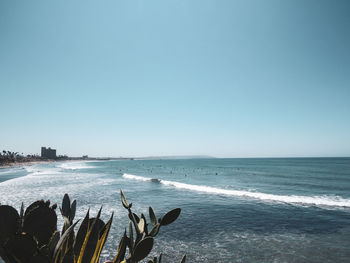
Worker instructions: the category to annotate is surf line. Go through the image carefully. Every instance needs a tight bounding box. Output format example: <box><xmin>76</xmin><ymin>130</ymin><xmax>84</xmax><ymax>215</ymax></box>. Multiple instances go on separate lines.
<box><xmin>122</xmin><ymin>173</ymin><xmax>350</xmax><ymax>208</ymax></box>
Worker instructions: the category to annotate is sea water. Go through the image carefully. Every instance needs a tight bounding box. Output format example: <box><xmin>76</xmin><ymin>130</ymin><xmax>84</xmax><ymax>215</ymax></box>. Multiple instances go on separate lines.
<box><xmin>1</xmin><ymin>158</ymin><xmax>350</xmax><ymax>262</ymax></box>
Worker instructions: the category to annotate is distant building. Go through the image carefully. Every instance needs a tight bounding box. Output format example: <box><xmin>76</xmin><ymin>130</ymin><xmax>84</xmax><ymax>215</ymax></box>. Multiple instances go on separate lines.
<box><xmin>41</xmin><ymin>147</ymin><xmax>57</xmax><ymax>159</ymax></box>
<box><xmin>82</xmin><ymin>155</ymin><xmax>88</xmax><ymax>159</ymax></box>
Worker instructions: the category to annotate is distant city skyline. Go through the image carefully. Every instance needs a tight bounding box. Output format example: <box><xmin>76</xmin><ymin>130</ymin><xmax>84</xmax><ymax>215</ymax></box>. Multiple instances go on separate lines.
<box><xmin>1</xmin><ymin>0</ymin><xmax>349</xmax><ymax>158</ymax></box>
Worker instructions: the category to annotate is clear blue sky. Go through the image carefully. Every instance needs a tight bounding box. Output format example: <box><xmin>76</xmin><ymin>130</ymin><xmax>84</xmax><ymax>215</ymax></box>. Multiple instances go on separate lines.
<box><xmin>1</xmin><ymin>0</ymin><xmax>349</xmax><ymax>157</ymax></box>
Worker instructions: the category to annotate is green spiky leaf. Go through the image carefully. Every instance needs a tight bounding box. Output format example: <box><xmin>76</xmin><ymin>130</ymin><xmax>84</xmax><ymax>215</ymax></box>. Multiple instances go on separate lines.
<box><xmin>73</xmin><ymin>209</ymin><xmax>90</xmax><ymax>257</ymax></box>
<box><xmin>48</xmin><ymin>231</ymin><xmax>60</xmax><ymax>258</ymax></box>
<box><xmin>91</xmin><ymin>213</ymin><xmax>113</xmax><ymax>263</ymax></box>
<box><xmin>78</xmin><ymin>215</ymin><xmax>105</xmax><ymax>263</ymax></box>
<box><xmin>112</xmin><ymin>232</ymin><xmax>127</xmax><ymax>263</ymax></box>
<box><xmin>52</xmin><ymin>220</ymin><xmax>79</xmax><ymax>262</ymax></box>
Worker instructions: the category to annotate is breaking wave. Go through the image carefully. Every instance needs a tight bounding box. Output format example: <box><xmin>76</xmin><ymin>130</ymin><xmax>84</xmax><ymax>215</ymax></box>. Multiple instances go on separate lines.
<box><xmin>59</xmin><ymin>161</ymin><xmax>96</xmax><ymax>170</ymax></box>
<box><xmin>122</xmin><ymin>173</ymin><xmax>350</xmax><ymax>208</ymax></box>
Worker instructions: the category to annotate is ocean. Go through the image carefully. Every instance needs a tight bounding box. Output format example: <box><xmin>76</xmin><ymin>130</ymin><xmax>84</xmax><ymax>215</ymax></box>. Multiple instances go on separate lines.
<box><xmin>0</xmin><ymin>158</ymin><xmax>350</xmax><ymax>262</ymax></box>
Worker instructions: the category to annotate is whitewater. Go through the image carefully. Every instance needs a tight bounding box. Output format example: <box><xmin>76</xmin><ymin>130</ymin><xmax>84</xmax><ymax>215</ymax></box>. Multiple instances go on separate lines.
<box><xmin>122</xmin><ymin>173</ymin><xmax>350</xmax><ymax>208</ymax></box>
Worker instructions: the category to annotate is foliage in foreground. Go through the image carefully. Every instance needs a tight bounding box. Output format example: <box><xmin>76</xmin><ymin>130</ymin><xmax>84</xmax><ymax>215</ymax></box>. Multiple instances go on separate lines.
<box><xmin>0</xmin><ymin>191</ymin><xmax>185</xmax><ymax>263</ymax></box>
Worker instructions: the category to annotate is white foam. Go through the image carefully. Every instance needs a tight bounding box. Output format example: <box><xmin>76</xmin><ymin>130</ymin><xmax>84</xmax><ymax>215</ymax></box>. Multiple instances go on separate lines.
<box><xmin>0</xmin><ymin>164</ymin><xmax>115</xmax><ymax>210</ymax></box>
<box><xmin>122</xmin><ymin>174</ymin><xmax>350</xmax><ymax>208</ymax></box>
<box><xmin>59</xmin><ymin>161</ymin><xmax>96</xmax><ymax>170</ymax></box>
<box><xmin>123</xmin><ymin>173</ymin><xmax>152</xmax><ymax>181</ymax></box>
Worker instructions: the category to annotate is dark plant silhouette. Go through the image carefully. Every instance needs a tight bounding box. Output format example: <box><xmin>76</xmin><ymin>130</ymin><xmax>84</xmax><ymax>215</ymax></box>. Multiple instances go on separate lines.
<box><xmin>0</xmin><ymin>191</ymin><xmax>185</xmax><ymax>263</ymax></box>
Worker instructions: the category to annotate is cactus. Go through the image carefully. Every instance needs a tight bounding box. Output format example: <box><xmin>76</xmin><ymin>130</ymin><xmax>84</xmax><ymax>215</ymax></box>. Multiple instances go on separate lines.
<box><xmin>117</xmin><ymin>190</ymin><xmax>184</xmax><ymax>263</ymax></box>
<box><xmin>159</xmin><ymin>208</ymin><xmax>181</xmax><ymax>226</ymax></box>
<box><xmin>0</xmin><ymin>191</ymin><xmax>185</xmax><ymax>263</ymax></box>
<box><xmin>23</xmin><ymin>202</ymin><xmax>57</xmax><ymax>246</ymax></box>
<box><xmin>4</xmin><ymin>233</ymin><xmax>37</xmax><ymax>263</ymax></box>
<box><xmin>60</xmin><ymin>194</ymin><xmax>76</xmax><ymax>223</ymax></box>
<box><xmin>0</xmin><ymin>205</ymin><xmax>19</xmax><ymax>246</ymax></box>
<box><xmin>0</xmin><ymin>201</ymin><xmax>57</xmax><ymax>263</ymax></box>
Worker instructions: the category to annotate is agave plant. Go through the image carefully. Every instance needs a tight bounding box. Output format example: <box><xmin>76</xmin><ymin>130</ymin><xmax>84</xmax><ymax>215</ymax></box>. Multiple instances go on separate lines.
<box><xmin>0</xmin><ymin>191</ymin><xmax>185</xmax><ymax>263</ymax></box>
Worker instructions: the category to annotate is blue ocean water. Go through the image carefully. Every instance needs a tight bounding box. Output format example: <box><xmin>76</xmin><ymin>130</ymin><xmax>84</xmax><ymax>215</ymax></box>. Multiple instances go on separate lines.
<box><xmin>1</xmin><ymin>158</ymin><xmax>350</xmax><ymax>262</ymax></box>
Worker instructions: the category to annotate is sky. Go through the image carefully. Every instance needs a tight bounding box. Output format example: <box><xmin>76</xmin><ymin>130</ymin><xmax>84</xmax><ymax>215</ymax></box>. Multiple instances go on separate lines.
<box><xmin>0</xmin><ymin>0</ymin><xmax>349</xmax><ymax>158</ymax></box>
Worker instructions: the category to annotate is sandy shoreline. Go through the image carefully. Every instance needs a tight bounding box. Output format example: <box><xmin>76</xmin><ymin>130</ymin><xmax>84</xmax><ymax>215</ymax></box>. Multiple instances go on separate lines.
<box><xmin>0</xmin><ymin>159</ymin><xmax>85</xmax><ymax>169</ymax></box>
<box><xmin>0</xmin><ymin>160</ymin><xmax>54</xmax><ymax>169</ymax></box>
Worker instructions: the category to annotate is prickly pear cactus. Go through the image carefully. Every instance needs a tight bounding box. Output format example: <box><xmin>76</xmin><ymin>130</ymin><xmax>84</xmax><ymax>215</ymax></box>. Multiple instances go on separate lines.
<box><xmin>0</xmin><ymin>205</ymin><xmax>19</xmax><ymax>245</ymax></box>
<box><xmin>117</xmin><ymin>190</ymin><xmax>184</xmax><ymax>263</ymax></box>
<box><xmin>4</xmin><ymin>233</ymin><xmax>37</xmax><ymax>262</ymax></box>
<box><xmin>0</xmin><ymin>200</ymin><xmax>58</xmax><ymax>262</ymax></box>
<box><xmin>23</xmin><ymin>200</ymin><xmax>57</xmax><ymax>246</ymax></box>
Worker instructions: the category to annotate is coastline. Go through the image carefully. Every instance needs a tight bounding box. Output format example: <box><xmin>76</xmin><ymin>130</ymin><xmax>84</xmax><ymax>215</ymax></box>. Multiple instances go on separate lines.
<box><xmin>0</xmin><ymin>160</ymin><xmax>57</xmax><ymax>169</ymax></box>
<box><xmin>0</xmin><ymin>159</ymin><xmax>95</xmax><ymax>185</ymax></box>
<box><xmin>0</xmin><ymin>158</ymin><xmax>90</xmax><ymax>170</ymax></box>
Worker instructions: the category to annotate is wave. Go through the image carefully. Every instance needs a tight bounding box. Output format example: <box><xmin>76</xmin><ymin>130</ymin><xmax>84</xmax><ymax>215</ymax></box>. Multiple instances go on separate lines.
<box><xmin>122</xmin><ymin>174</ymin><xmax>350</xmax><ymax>208</ymax></box>
<box><xmin>59</xmin><ymin>161</ymin><xmax>96</xmax><ymax>170</ymax></box>
<box><xmin>23</xmin><ymin>165</ymin><xmax>63</xmax><ymax>177</ymax></box>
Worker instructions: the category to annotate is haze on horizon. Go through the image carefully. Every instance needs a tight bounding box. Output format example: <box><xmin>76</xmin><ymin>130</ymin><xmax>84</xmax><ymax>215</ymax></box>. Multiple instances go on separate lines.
<box><xmin>1</xmin><ymin>0</ymin><xmax>349</xmax><ymax>158</ymax></box>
